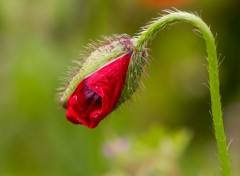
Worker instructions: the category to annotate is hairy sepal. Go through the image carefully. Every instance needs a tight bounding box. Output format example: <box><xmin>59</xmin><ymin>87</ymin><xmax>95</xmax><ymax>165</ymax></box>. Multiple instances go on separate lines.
<box><xmin>117</xmin><ymin>48</ymin><xmax>149</xmax><ymax>107</ymax></box>
<box><xmin>59</xmin><ymin>34</ymin><xmax>134</xmax><ymax>107</ymax></box>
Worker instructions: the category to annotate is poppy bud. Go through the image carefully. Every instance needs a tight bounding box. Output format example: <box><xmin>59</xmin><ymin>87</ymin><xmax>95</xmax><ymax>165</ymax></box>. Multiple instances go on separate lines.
<box><xmin>59</xmin><ymin>34</ymin><xmax>147</xmax><ymax>128</ymax></box>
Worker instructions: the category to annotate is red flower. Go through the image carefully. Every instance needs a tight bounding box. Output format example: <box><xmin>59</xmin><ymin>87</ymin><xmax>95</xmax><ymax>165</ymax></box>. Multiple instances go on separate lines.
<box><xmin>138</xmin><ymin>0</ymin><xmax>190</xmax><ymax>8</ymax></box>
<box><xmin>66</xmin><ymin>52</ymin><xmax>132</xmax><ymax>128</ymax></box>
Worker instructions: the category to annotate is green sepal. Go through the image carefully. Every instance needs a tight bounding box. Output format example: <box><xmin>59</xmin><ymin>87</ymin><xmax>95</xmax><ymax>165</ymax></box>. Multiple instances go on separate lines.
<box><xmin>59</xmin><ymin>34</ymin><xmax>134</xmax><ymax>107</ymax></box>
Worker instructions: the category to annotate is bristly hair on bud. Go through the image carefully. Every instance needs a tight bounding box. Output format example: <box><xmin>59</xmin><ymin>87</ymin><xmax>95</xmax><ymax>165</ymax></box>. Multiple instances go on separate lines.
<box><xmin>58</xmin><ymin>34</ymin><xmax>148</xmax><ymax>128</ymax></box>
<box><xmin>117</xmin><ymin>48</ymin><xmax>149</xmax><ymax>106</ymax></box>
<box><xmin>58</xmin><ymin>34</ymin><xmax>134</xmax><ymax>106</ymax></box>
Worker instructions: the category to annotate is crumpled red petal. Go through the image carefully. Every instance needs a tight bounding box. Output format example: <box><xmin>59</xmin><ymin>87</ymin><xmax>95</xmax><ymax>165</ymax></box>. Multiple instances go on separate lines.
<box><xmin>66</xmin><ymin>52</ymin><xmax>132</xmax><ymax>128</ymax></box>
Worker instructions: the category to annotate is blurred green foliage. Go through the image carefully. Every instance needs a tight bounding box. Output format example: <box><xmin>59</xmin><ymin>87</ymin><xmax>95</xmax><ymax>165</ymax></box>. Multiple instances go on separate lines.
<box><xmin>101</xmin><ymin>126</ymin><xmax>193</xmax><ymax>176</ymax></box>
<box><xmin>0</xmin><ymin>0</ymin><xmax>240</xmax><ymax>175</ymax></box>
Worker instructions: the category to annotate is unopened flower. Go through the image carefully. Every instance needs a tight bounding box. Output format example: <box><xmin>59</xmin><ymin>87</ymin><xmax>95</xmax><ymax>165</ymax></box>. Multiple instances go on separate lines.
<box><xmin>59</xmin><ymin>34</ymin><xmax>147</xmax><ymax>128</ymax></box>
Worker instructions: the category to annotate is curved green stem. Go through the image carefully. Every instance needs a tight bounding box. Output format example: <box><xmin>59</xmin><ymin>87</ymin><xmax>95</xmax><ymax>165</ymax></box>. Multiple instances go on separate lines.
<box><xmin>134</xmin><ymin>10</ymin><xmax>231</xmax><ymax>176</ymax></box>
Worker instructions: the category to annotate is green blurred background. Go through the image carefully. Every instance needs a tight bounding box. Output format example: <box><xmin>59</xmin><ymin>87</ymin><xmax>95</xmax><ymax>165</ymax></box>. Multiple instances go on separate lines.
<box><xmin>0</xmin><ymin>0</ymin><xmax>240</xmax><ymax>175</ymax></box>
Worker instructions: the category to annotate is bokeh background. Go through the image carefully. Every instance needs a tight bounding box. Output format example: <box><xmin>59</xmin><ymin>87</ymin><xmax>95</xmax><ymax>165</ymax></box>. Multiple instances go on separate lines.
<box><xmin>0</xmin><ymin>0</ymin><xmax>240</xmax><ymax>175</ymax></box>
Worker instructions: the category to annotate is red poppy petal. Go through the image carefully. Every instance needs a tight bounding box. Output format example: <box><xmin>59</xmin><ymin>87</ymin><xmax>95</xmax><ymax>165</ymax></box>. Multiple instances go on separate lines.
<box><xmin>66</xmin><ymin>52</ymin><xmax>132</xmax><ymax>128</ymax></box>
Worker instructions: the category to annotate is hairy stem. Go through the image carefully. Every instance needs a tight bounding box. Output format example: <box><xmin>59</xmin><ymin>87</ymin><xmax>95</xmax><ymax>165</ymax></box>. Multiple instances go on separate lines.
<box><xmin>134</xmin><ymin>10</ymin><xmax>231</xmax><ymax>176</ymax></box>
